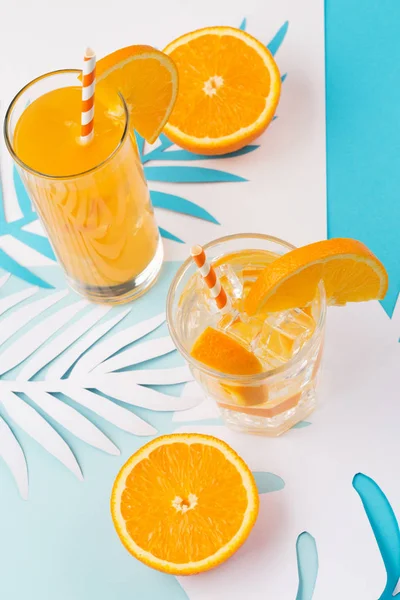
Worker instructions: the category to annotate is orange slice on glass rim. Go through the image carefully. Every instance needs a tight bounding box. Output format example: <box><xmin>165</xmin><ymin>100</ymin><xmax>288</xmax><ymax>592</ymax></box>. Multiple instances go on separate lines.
<box><xmin>111</xmin><ymin>433</ymin><xmax>259</xmax><ymax>575</ymax></box>
<box><xmin>163</xmin><ymin>26</ymin><xmax>281</xmax><ymax>154</ymax></box>
<box><xmin>244</xmin><ymin>238</ymin><xmax>389</xmax><ymax>315</ymax></box>
<box><xmin>96</xmin><ymin>45</ymin><xmax>178</xmax><ymax>143</ymax></box>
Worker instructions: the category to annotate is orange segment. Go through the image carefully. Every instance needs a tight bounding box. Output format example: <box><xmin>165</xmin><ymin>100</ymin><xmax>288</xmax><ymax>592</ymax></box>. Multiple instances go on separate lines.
<box><xmin>244</xmin><ymin>238</ymin><xmax>389</xmax><ymax>315</ymax></box>
<box><xmin>111</xmin><ymin>434</ymin><xmax>259</xmax><ymax>574</ymax></box>
<box><xmin>163</xmin><ymin>27</ymin><xmax>281</xmax><ymax>154</ymax></box>
<box><xmin>191</xmin><ymin>326</ymin><xmax>263</xmax><ymax>375</ymax></box>
<box><xmin>97</xmin><ymin>45</ymin><xmax>178</xmax><ymax>143</ymax></box>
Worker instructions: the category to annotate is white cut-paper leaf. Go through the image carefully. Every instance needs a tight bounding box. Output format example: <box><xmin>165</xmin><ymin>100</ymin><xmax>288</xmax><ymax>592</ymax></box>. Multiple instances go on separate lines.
<box><xmin>0</xmin><ymin>234</ymin><xmax>54</xmax><ymax>266</ymax></box>
<box><xmin>86</xmin><ymin>365</ymin><xmax>193</xmax><ymax>385</ymax></box>
<box><xmin>0</xmin><ymin>289</ymin><xmax>68</xmax><ymax>347</ymax></box>
<box><xmin>62</xmin><ymin>308</ymin><xmax>131</xmax><ymax>379</ymax></box>
<box><xmin>0</xmin><ymin>273</ymin><xmax>10</xmax><ymax>289</ymax></box>
<box><xmin>0</xmin><ymin>299</ymin><xmax>87</xmax><ymax>376</ymax></box>
<box><xmin>172</xmin><ymin>381</ymin><xmax>219</xmax><ymax>422</ymax></box>
<box><xmin>92</xmin><ymin>336</ymin><xmax>176</xmax><ymax>375</ymax></box>
<box><xmin>27</xmin><ymin>389</ymin><xmax>119</xmax><ymax>455</ymax></box>
<box><xmin>1</xmin><ymin>391</ymin><xmax>83</xmax><ymax>480</ymax></box>
<box><xmin>17</xmin><ymin>304</ymin><xmax>111</xmax><ymax>381</ymax></box>
<box><xmin>22</xmin><ymin>220</ymin><xmax>44</xmax><ymax>235</ymax></box>
<box><xmin>94</xmin><ymin>374</ymin><xmax>199</xmax><ymax>411</ymax></box>
<box><xmin>0</xmin><ymin>286</ymin><xmax>37</xmax><ymax>318</ymax></box>
<box><xmin>49</xmin><ymin>307</ymin><xmax>131</xmax><ymax>380</ymax></box>
<box><xmin>0</xmin><ymin>415</ymin><xmax>28</xmax><ymax>499</ymax></box>
<box><xmin>77</xmin><ymin>312</ymin><xmax>166</xmax><ymax>375</ymax></box>
<box><xmin>393</xmin><ymin>578</ymin><xmax>400</xmax><ymax>596</ymax></box>
<box><xmin>60</xmin><ymin>385</ymin><xmax>156</xmax><ymax>436</ymax></box>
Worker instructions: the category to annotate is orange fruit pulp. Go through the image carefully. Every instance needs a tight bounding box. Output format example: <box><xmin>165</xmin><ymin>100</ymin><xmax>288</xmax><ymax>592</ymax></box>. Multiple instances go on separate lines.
<box><xmin>111</xmin><ymin>434</ymin><xmax>259</xmax><ymax>574</ymax></box>
<box><xmin>163</xmin><ymin>26</ymin><xmax>281</xmax><ymax>154</ymax></box>
<box><xmin>191</xmin><ymin>326</ymin><xmax>263</xmax><ymax>375</ymax></box>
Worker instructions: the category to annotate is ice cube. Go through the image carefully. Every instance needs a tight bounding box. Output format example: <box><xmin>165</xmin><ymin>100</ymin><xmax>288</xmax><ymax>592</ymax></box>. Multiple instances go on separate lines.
<box><xmin>193</xmin><ymin>274</ymin><xmax>219</xmax><ymax>315</ymax></box>
<box><xmin>221</xmin><ymin>315</ymin><xmax>263</xmax><ymax>349</ymax></box>
<box><xmin>253</xmin><ymin>308</ymin><xmax>315</xmax><ymax>368</ymax></box>
<box><xmin>265</xmin><ymin>308</ymin><xmax>315</xmax><ymax>352</ymax></box>
<box><xmin>216</xmin><ymin>264</ymin><xmax>243</xmax><ymax>299</ymax></box>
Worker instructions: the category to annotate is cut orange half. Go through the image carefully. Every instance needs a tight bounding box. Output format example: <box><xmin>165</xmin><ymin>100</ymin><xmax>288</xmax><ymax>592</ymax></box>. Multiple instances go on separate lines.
<box><xmin>163</xmin><ymin>27</ymin><xmax>281</xmax><ymax>154</ymax></box>
<box><xmin>111</xmin><ymin>434</ymin><xmax>259</xmax><ymax>575</ymax></box>
<box><xmin>244</xmin><ymin>238</ymin><xmax>389</xmax><ymax>315</ymax></box>
<box><xmin>97</xmin><ymin>45</ymin><xmax>178</xmax><ymax>143</ymax></box>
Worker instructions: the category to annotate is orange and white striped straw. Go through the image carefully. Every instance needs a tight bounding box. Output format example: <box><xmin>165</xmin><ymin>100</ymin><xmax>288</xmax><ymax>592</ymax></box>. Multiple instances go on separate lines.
<box><xmin>191</xmin><ymin>245</ymin><xmax>230</xmax><ymax>311</ymax></box>
<box><xmin>81</xmin><ymin>47</ymin><xmax>96</xmax><ymax>144</ymax></box>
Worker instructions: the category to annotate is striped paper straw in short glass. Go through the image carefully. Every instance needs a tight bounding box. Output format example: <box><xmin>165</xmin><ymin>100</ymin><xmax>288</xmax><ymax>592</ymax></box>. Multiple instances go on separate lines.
<box><xmin>191</xmin><ymin>245</ymin><xmax>230</xmax><ymax>311</ymax></box>
<box><xmin>81</xmin><ymin>47</ymin><xmax>96</xmax><ymax>144</ymax></box>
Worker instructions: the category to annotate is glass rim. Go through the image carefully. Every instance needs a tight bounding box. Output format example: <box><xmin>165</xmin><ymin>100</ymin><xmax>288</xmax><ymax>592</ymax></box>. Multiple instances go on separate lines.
<box><xmin>166</xmin><ymin>232</ymin><xmax>327</xmax><ymax>383</ymax></box>
<box><xmin>3</xmin><ymin>68</ymin><xmax>130</xmax><ymax>180</ymax></box>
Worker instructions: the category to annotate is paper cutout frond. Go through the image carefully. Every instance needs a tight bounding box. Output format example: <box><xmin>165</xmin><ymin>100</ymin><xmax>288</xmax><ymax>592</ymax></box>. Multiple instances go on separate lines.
<box><xmin>0</xmin><ymin>286</ymin><xmax>197</xmax><ymax>498</ymax></box>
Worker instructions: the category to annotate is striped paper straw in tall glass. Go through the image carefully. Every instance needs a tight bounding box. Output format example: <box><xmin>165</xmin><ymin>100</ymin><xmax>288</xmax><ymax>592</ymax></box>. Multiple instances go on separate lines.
<box><xmin>191</xmin><ymin>245</ymin><xmax>230</xmax><ymax>311</ymax></box>
<box><xmin>81</xmin><ymin>47</ymin><xmax>96</xmax><ymax>144</ymax></box>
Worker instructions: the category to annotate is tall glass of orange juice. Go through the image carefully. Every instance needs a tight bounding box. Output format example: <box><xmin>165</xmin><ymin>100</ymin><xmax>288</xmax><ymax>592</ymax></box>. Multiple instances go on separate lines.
<box><xmin>4</xmin><ymin>70</ymin><xmax>162</xmax><ymax>303</ymax></box>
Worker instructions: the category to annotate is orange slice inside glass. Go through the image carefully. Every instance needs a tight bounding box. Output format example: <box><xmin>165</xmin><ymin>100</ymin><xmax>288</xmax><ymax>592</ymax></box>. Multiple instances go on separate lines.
<box><xmin>191</xmin><ymin>326</ymin><xmax>263</xmax><ymax>375</ymax></box>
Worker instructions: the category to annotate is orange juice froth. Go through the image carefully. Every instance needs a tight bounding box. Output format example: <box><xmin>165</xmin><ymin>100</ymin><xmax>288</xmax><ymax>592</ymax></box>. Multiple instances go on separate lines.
<box><xmin>14</xmin><ymin>85</ymin><xmax>159</xmax><ymax>289</ymax></box>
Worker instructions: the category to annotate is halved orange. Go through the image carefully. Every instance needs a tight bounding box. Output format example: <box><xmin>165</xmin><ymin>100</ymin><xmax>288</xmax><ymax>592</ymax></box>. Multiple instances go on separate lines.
<box><xmin>191</xmin><ymin>326</ymin><xmax>263</xmax><ymax>375</ymax></box>
<box><xmin>97</xmin><ymin>45</ymin><xmax>178</xmax><ymax>143</ymax></box>
<box><xmin>111</xmin><ymin>433</ymin><xmax>259</xmax><ymax>574</ymax></box>
<box><xmin>244</xmin><ymin>238</ymin><xmax>389</xmax><ymax>315</ymax></box>
<box><xmin>163</xmin><ymin>27</ymin><xmax>281</xmax><ymax>154</ymax></box>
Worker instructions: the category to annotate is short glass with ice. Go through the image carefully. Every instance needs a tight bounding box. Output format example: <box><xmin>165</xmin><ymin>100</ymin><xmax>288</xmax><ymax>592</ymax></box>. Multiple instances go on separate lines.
<box><xmin>167</xmin><ymin>234</ymin><xmax>326</xmax><ymax>436</ymax></box>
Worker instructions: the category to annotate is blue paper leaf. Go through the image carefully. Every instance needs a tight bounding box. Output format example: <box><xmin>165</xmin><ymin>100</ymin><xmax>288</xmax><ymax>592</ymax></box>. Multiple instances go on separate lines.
<box><xmin>253</xmin><ymin>472</ymin><xmax>285</xmax><ymax>494</ymax></box>
<box><xmin>135</xmin><ymin>131</ymin><xmax>145</xmax><ymax>159</ymax></box>
<box><xmin>353</xmin><ymin>473</ymin><xmax>400</xmax><ymax>599</ymax></box>
<box><xmin>12</xmin><ymin>229</ymin><xmax>56</xmax><ymax>261</ymax></box>
<box><xmin>292</xmin><ymin>421</ymin><xmax>312</xmax><ymax>429</ymax></box>
<box><xmin>296</xmin><ymin>532</ymin><xmax>319</xmax><ymax>600</ymax></box>
<box><xmin>281</xmin><ymin>73</ymin><xmax>288</xmax><ymax>83</ymax></box>
<box><xmin>13</xmin><ymin>166</ymin><xmax>33</xmax><ymax>217</ymax></box>
<box><xmin>0</xmin><ymin>248</ymin><xmax>53</xmax><ymax>288</ymax></box>
<box><xmin>267</xmin><ymin>21</ymin><xmax>289</xmax><ymax>56</ymax></box>
<box><xmin>0</xmin><ymin>176</ymin><xmax>6</xmax><ymax>225</ymax></box>
<box><xmin>145</xmin><ymin>166</ymin><xmax>247</xmax><ymax>183</ymax></box>
<box><xmin>159</xmin><ymin>227</ymin><xmax>184</xmax><ymax>243</ymax></box>
<box><xmin>142</xmin><ymin>134</ymin><xmax>175</xmax><ymax>163</ymax></box>
<box><xmin>158</xmin><ymin>133</ymin><xmax>174</xmax><ymax>150</ymax></box>
<box><xmin>150</xmin><ymin>145</ymin><xmax>259</xmax><ymax>162</ymax></box>
<box><xmin>151</xmin><ymin>190</ymin><xmax>219</xmax><ymax>224</ymax></box>
<box><xmin>239</xmin><ymin>18</ymin><xmax>247</xmax><ymax>31</ymax></box>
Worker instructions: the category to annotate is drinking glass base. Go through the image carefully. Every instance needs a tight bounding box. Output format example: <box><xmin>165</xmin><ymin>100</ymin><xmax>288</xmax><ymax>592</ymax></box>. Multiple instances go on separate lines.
<box><xmin>67</xmin><ymin>237</ymin><xmax>164</xmax><ymax>305</ymax></box>
<box><xmin>218</xmin><ymin>387</ymin><xmax>317</xmax><ymax>437</ymax></box>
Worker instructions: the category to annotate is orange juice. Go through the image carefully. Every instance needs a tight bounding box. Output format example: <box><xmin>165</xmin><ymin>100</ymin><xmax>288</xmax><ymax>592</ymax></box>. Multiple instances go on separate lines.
<box><xmin>6</xmin><ymin>70</ymin><xmax>161</xmax><ymax>303</ymax></box>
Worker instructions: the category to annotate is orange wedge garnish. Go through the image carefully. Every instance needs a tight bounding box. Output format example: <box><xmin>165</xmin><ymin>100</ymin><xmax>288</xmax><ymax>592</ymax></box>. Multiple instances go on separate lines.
<box><xmin>191</xmin><ymin>326</ymin><xmax>263</xmax><ymax>375</ymax></box>
<box><xmin>163</xmin><ymin>27</ymin><xmax>281</xmax><ymax>154</ymax></box>
<box><xmin>111</xmin><ymin>433</ymin><xmax>259</xmax><ymax>574</ymax></box>
<box><xmin>244</xmin><ymin>238</ymin><xmax>389</xmax><ymax>315</ymax></box>
<box><xmin>97</xmin><ymin>45</ymin><xmax>178</xmax><ymax>143</ymax></box>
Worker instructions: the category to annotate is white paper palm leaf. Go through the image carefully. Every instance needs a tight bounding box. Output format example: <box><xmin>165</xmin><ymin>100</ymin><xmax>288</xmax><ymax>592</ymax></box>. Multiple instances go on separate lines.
<box><xmin>0</xmin><ymin>287</ymin><xmax>197</xmax><ymax>499</ymax></box>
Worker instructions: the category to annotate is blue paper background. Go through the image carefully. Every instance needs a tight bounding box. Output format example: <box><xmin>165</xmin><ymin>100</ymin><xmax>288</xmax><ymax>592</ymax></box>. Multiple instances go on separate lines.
<box><xmin>326</xmin><ymin>0</ymin><xmax>400</xmax><ymax>317</ymax></box>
